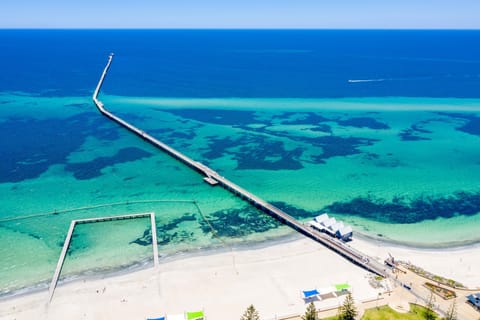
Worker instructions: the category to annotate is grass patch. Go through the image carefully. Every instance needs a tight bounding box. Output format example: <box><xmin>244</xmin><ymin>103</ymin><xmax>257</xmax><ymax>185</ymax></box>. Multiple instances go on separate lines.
<box><xmin>321</xmin><ymin>304</ymin><xmax>438</xmax><ymax>320</ymax></box>
<box><xmin>360</xmin><ymin>304</ymin><xmax>436</xmax><ymax>320</ymax></box>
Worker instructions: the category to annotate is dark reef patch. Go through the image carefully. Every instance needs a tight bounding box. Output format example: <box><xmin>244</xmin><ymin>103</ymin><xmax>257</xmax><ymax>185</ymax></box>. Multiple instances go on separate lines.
<box><xmin>236</xmin><ymin>139</ymin><xmax>304</xmax><ymax>170</ymax></box>
<box><xmin>336</xmin><ymin>117</ymin><xmax>390</xmax><ymax>129</ymax></box>
<box><xmin>199</xmin><ymin>207</ymin><xmax>281</xmax><ymax>237</ymax></box>
<box><xmin>270</xmin><ymin>202</ymin><xmax>315</xmax><ymax>220</ymax></box>
<box><xmin>202</xmin><ymin>135</ymin><xmax>304</xmax><ymax>170</ymax></box>
<box><xmin>131</xmin><ymin>214</ymin><xmax>197</xmax><ymax>246</ymax></box>
<box><xmin>66</xmin><ymin>232</ymin><xmax>88</xmax><ymax>255</ymax></box>
<box><xmin>411</xmin><ymin>123</ymin><xmax>433</xmax><ymax>134</ymax></box>
<box><xmin>399</xmin><ymin>129</ymin><xmax>430</xmax><ymax>141</ymax></box>
<box><xmin>202</xmin><ymin>127</ymin><xmax>376</xmax><ymax>169</ymax></box>
<box><xmin>155</xmin><ymin>109</ymin><xmax>381</xmax><ymax>168</ymax></box>
<box><xmin>278</xmin><ymin>112</ymin><xmax>389</xmax><ymax>130</ymax></box>
<box><xmin>323</xmin><ymin>191</ymin><xmax>480</xmax><ymax>223</ymax></box>
<box><xmin>310</xmin><ymin>124</ymin><xmax>333</xmax><ymax>133</ymax></box>
<box><xmin>399</xmin><ymin>122</ymin><xmax>432</xmax><ymax>141</ymax></box>
<box><xmin>0</xmin><ymin>112</ymin><xmax>119</xmax><ymax>183</ymax></box>
<box><xmin>279</xmin><ymin>112</ymin><xmax>330</xmax><ymax>125</ymax></box>
<box><xmin>437</xmin><ymin>112</ymin><xmax>480</xmax><ymax>137</ymax></box>
<box><xmin>65</xmin><ymin>147</ymin><xmax>153</xmax><ymax>180</ymax></box>
<box><xmin>148</xmin><ymin>126</ymin><xmax>197</xmax><ymax>146</ymax></box>
<box><xmin>241</xmin><ymin>113</ymin><xmax>379</xmax><ymax>163</ymax></box>
<box><xmin>309</xmin><ymin>136</ymin><xmax>377</xmax><ymax>163</ymax></box>
<box><xmin>202</xmin><ymin>136</ymin><xmax>238</xmax><ymax>160</ymax></box>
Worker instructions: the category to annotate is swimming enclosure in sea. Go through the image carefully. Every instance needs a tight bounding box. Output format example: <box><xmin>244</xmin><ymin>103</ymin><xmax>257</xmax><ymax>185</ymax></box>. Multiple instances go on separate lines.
<box><xmin>0</xmin><ymin>30</ymin><xmax>480</xmax><ymax>295</ymax></box>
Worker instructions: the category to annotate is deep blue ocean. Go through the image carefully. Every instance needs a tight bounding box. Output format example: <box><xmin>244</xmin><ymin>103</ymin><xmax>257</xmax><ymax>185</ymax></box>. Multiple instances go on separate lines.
<box><xmin>1</xmin><ymin>29</ymin><xmax>480</xmax><ymax>98</ymax></box>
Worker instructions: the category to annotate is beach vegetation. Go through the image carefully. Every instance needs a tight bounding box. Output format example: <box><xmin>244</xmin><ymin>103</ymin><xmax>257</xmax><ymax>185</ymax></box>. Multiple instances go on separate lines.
<box><xmin>338</xmin><ymin>291</ymin><xmax>357</xmax><ymax>320</ymax></box>
<box><xmin>302</xmin><ymin>302</ymin><xmax>319</xmax><ymax>320</ymax></box>
<box><xmin>424</xmin><ymin>282</ymin><xmax>456</xmax><ymax>300</ymax></box>
<box><xmin>403</xmin><ymin>264</ymin><xmax>464</xmax><ymax>289</ymax></box>
<box><xmin>424</xmin><ymin>291</ymin><xmax>437</xmax><ymax>320</ymax></box>
<box><xmin>240</xmin><ymin>304</ymin><xmax>260</xmax><ymax>320</ymax></box>
<box><xmin>444</xmin><ymin>300</ymin><xmax>457</xmax><ymax>320</ymax></box>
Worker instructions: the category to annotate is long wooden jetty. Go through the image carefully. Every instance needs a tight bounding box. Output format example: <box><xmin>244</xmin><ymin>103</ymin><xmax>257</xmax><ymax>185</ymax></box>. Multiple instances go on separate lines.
<box><xmin>93</xmin><ymin>53</ymin><xmax>388</xmax><ymax>278</ymax></box>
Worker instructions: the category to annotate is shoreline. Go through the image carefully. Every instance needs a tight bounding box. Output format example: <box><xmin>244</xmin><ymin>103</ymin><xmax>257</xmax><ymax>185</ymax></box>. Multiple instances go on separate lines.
<box><xmin>354</xmin><ymin>231</ymin><xmax>480</xmax><ymax>251</ymax></box>
<box><xmin>0</xmin><ymin>232</ymin><xmax>303</xmax><ymax>300</ymax></box>
<box><xmin>1</xmin><ymin>230</ymin><xmax>479</xmax><ymax>303</ymax></box>
<box><xmin>2</xmin><ymin>233</ymin><xmax>480</xmax><ymax>320</ymax></box>
<box><xmin>0</xmin><ymin>235</ymin><xmax>382</xmax><ymax>320</ymax></box>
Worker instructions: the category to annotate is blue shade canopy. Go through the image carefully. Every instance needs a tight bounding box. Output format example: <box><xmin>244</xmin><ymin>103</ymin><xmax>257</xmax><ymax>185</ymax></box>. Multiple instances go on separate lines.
<box><xmin>147</xmin><ymin>317</ymin><xmax>166</xmax><ymax>320</ymax></box>
<box><xmin>302</xmin><ymin>289</ymin><xmax>319</xmax><ymax>298</ymax></box>
<box><xmin>467</xmin><ymin>293</ymin><xmax>480</xmax><ymax>307</ymax></box>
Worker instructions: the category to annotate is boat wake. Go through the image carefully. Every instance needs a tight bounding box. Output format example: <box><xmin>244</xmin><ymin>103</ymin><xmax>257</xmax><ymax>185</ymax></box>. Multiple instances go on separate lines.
<box><xmin>348</xmin><ymin>78</ymin><xmax>386</xmax><ymax>83</ymax></box>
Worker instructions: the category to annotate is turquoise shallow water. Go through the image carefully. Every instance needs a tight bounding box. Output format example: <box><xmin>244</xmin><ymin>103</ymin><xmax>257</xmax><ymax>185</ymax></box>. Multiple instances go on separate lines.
<box><xmin>1</xmin><ymin>93</ymin><xmax>480</xmax><ymax>295</ymax></box>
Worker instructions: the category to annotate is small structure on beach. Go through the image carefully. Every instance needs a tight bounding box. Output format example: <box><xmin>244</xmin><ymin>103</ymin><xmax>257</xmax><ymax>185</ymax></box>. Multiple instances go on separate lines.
<box><xmin>308</xmin><ymin>213</ymin><xmax>353</xmax><ymax>241</ymax></box>
<box><xmin>302</xmin><ymin>289</ymin><xmax>320</xmax><ymax>301</ymax></box>
<box><xmin>301</xmin><ymin>284</ymin><xmax>351</xmax><ymax>302</ymax></box>
<box><xmin>467</xmin><ymin>293</ymin><xmax>480</xmax><ymax>310</ymax></box>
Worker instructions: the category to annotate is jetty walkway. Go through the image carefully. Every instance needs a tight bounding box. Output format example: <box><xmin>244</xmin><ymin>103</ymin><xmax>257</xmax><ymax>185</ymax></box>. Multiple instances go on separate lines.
<box><xmin>92</xmin><ymin>53</ymin><xmax>388</xmax><ymax>278</ymax></box>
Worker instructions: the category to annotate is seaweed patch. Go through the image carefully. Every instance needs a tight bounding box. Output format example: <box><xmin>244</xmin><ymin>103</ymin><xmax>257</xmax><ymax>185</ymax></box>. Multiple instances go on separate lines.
<box><xmin>437</xmin><ymin>112</ymin><xmax>480</xmax><ymax>137</ymax></box>
<box><xmin>199</xmin><ymin>207</ymin><xmax>281</xmax><ymax>237</ymax></box>
<box><xmin>336</xmin><ymin>117</ymin><xmax>390</xmax><ymax>129</ymax></box>
<box><xmin>130</xmin><ymin>214</ymin><xmax>197</xmax><ymax>246</ymax></box>
<box><xmin>399</xmin><ymin>122</ymin><xmax>432</xmax><ymax>141</ymax></box>
<box><xmin>202</xmin><ymin>134</ymin><xmax>304</xmax><ymax>170</ymax></box>
<box><xmin>323</xmin><ymin>191</ymin><xmax>480</xmax><ymax>223</ymax></box>
<box><xmin>270</xmin><ymin>201</ymin><xmax>315</xmax><ymax>220</ymax></box>
<box><xmin>65</xmin><ymin>147</ymin><xmax>153</xmax><ymax>180</ymax></box>
<box><xmin>309</xmin><ymin>135</ymin><xmax>377</xmax><ymax>163</ymax></box>
<box><xmin>0</xmin><ymin>112</ymin><xmax>119</xmax><ymax>183</ymax></box>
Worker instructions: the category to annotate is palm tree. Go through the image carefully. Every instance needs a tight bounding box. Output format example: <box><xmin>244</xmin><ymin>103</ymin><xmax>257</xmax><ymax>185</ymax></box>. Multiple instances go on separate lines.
<box><xmin>302</xmin><ymin>302</ymin><xmax>318</xmax><ymax>320</ymax></box>
<box><xmin>240</xmin><ymin>304</ymin><xmax>260</xmax><ymax>320</ymax></box>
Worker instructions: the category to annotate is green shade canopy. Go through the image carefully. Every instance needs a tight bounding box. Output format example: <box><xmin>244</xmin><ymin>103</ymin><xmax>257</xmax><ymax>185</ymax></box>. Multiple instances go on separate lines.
<box><xmin>335</xmin><ymin>283</ymin><xmax>351</xmax><ymax>291</ymax></box>
<box><xmin>186</xmin><ymin>311</ymin><xmax>204</xmax><ymax>320</ymax></box>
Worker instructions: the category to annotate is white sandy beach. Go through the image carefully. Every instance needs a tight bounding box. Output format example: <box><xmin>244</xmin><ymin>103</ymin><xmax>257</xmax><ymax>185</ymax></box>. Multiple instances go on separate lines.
<box><xmin>0</xmin><ymin>235</ymin><xmax>479</xmax><ymax>320</ymax></box>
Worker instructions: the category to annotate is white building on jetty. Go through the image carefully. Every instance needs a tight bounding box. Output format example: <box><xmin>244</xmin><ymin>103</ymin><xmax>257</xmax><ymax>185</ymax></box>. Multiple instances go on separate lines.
<box><xmin>308</xmin><ymin>213</ymin><xmax>353</xmax><ymax>241</ymax></box>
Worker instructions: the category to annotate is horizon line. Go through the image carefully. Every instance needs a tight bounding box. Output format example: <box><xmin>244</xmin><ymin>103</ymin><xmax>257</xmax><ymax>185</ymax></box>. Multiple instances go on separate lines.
<box><xmin>1</xmin><ymin>27</ymin><xmax>480</xmax><ymax>31</ymax></box>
